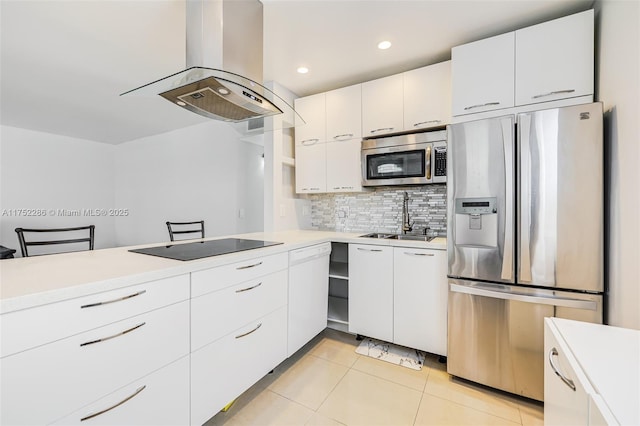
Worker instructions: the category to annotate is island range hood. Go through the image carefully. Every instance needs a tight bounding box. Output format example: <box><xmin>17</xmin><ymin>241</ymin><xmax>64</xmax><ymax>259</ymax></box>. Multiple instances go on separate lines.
<box><xmin>121</xmin><ymin>0</ymin><xmax>300</xmax><ymax>126</ymax></box>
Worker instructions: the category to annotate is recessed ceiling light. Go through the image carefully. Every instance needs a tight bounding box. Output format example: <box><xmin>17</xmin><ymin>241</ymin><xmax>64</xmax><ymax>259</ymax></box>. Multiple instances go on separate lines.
<box><xmin>297</xmin><ymin>67</ymin><xmax>309</xmax><ymax>74</ymax></box>
<box><xmin>378</xmin><ymin>40</ymin><xmax>392</xmax><ymax>50</ymax></box>
<box><xmin>217</xmin><ymin>87</ymin><xmax>230</xmax><ymax>95</ymax></box>
<box><xmin>176</xmin><ymin>101</ymin><xmax>187</xmax><ymax>106</ymax></box>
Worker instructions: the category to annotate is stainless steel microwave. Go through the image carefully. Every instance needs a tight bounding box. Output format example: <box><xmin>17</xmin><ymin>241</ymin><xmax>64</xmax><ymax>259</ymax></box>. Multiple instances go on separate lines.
<box><xmin>361</xmin><ymin>130</ymin><xmax>447</xmax><ymax>186</ymax></box>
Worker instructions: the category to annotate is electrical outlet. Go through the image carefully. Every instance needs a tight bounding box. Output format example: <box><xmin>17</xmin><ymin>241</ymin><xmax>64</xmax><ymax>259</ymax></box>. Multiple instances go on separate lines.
<box><xmin>279</xmin><ymin>204</ymin><xmax>286</xmax><ymax>217</ymax></box>
<box><xmin>302</xmin><ymin>206</ymin><xmax>310</xmax><ymax>216</ymax></box>
<box><xmin>238</xmin><ymin>208</ymin><xmax>245</xmax><ymax>219</ymax></box>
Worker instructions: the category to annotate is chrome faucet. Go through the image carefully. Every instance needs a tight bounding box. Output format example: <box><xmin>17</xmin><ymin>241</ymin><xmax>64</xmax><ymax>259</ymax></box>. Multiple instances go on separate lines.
<box><xmin>402</xmin><ymin>191</ymin><xmax>413</xmax><ymax>234</ymax></box>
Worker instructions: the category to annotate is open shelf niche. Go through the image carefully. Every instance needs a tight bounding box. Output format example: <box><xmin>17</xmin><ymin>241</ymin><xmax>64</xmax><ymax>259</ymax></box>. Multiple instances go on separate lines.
<box><xmin>328</xmin><ymin>242</ymin><xmax>349</xmax><ymax>333</ymax></box>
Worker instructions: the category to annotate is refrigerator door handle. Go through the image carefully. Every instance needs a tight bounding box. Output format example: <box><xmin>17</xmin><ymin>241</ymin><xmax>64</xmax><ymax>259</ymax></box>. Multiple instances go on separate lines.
<box><xmin>449</xmin><ymin>283</ymin><xmax>597</xmax><ymax>310</ymax></box>
<box><xmin>519</xmin><ymin>114</ymin><xmax>533</xmax><ymax>282</ymax></box>
<box><xmin>500</xmin><ymin>118</ymin><xmax>514</xmax><ymax>281</ymax></box>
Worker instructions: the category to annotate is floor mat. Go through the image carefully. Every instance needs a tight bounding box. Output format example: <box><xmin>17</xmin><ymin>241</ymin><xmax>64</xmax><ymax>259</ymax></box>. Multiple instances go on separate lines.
<box><xmin>355</xmin><ymin>337</ymin><xmax>426</xmax><ymax>370</ymax></box>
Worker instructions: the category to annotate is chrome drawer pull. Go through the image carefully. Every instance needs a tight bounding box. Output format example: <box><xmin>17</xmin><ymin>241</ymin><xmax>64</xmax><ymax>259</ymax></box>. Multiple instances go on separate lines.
<box><xmin>464</xmin><ymin>102</ymin><xmax>500</xmax><ymax>111</ymax></box>
<box><xmin>80</xmin><ymin>322</ymin><xmax>146</xmax><ymax>347</ymax></box>
<box><xmin>333</xmin><ymin>133</ymin><xmax>354</xmax><ymax>139</ymax></box>
<box><xmin>80</xmin><ymin>385</ymin><xmax>146</xmax><ymax>422</ymax></box>
<box><xmin>414</xmin><ymin>120</ymin><xmax>441</xmax><ymax>127</ymax></box>
<box><xmin>532</xmin><ymin>89</ymin><xmax>575</xmax><ymax>99</ymax></box>
<box><xmin>236</xmin><ymin>261</ymin><xmax>263</xmax><ymax>270</ymax></box>
<box><xmin>301</xmin><ymin>138</ymin><xmax>319</xmax><ymax>146</ymax></box>
<box><xmin>370</xmin><ymin>127</ymin><xmax>394</xmax><ymax>134</ymax></box>
<box><xmin>80</xmin><ymin>290</ymin><xmax>146</xmax><ymax>309</ymax></box>
<box><xmin>549</xmin><ymin>348</ymin><xmax>576</xmax><ymax>391</ymax></box>
<box><xmin>235</xmin><ymin>323</ymin><xmax>262</xmax><ymax>339</ymax></box>
<box><xmin>357</xmin><ymin>247</ymin><xmax>383</xmax><ymax>252</ymax></box>
<box><xmin>404</xmin><ymin>252</ymin><xmax>435</xmax><ymax>256</ymax></box>
<box><xmin>235</xmin><ymin>282</ymin><xmax>262</xmax><ymax>293</ymax></box>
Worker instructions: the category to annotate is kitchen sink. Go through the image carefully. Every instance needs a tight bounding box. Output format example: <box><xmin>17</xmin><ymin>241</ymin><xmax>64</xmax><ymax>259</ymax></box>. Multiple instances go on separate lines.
<box><xmin>359</xmin><ymin>233</ymin><xmax>436</xmax><ymax>242</ymax></box>
<box><xmin>389</xmin><ymin>234</ymin><xmax>436</xmax><ymax>242</ymax></box>
<box><xmin>359</xmin><ymin>233</ymin><xmax>397</xmax><ymax>239</ymax></box>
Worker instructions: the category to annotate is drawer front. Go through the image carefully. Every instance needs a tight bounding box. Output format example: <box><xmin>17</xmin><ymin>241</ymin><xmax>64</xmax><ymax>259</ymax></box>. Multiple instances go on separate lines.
<box><xmin>191</xmin><ymin>306</ymin><xmax>288</xmax><ymax>426</ymax></box>
<box><xmin>191</xmin><ymin>269</ymin><xmax>288</xmax><ymax>351</ymax></box>
<box><xmin>1</xmin><ymin>301</ymin><xmax>189</xmax><ymax>426</ymax></box>
<box><xmin>51</xmin><ymin>356</ymin><xmax>190</xmax><ymax>425</ymax></box>
<box><xmin>1</xmin><ymin>274</ymin><xmax>189</xmax><ymax>358</ymax></box>
<box><xmin>191</xmin><ymin>252</ymin><xmax>288</xmax><ymax>298</ymax></box>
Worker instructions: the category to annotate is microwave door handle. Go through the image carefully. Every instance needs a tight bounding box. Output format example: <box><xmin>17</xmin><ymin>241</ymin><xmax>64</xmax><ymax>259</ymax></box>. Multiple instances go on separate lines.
<box><xmin>426</xmin><ymin>145</ymin><xmax>432</xmax><ymax>180</ymax></box>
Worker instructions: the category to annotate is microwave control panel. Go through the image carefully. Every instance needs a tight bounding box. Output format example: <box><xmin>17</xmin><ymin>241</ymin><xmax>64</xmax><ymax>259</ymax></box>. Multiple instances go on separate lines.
<box><xmin>433</xmin><ymin>146</ymin><xmax>447</xmax><ymax>177</ymax></box>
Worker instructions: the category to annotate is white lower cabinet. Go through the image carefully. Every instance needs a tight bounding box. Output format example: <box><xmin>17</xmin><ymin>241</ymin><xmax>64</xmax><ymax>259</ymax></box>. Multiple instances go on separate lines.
<box><xmin>191</xmin><ymin>306</ymin><xmax>288</xmax><ymax>426</ymax></box>
<box><xmin>544</xmin><ymin>319</ymin><xmax>594</xmax><ymax>426</ymax></box>
<box><xmin>393</xmin><ymin>248</ymin><xmax>447</xmax><ymax>356</ymax></box>
<box><xmin>348</xmin><ymin>244</ymin><xmax>394</xmax><ymax>342</ymax></box>
<box><xmin>1</xmin><ymin>300</ymin><xmax>189</xmax><ymax>425</ymax></box>
<box><xmin>52</xmin><ymin>356</ymin><xmax>190</xmax><ymax>425</ymax></box>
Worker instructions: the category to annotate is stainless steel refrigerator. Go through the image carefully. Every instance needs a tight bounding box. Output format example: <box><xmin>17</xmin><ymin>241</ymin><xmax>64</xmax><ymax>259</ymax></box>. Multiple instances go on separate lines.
<box><xmin>446</xmin><ymin>102</ymin><xmax>604</xmax><ymax>402</ymax></box>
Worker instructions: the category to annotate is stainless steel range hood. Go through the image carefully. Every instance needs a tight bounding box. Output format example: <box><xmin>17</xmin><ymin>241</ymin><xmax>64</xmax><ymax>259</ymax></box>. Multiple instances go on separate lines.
<box><xmin>121</xmin><ymin>0</ymin><xmax>300</xmax><ymax>127</ymax></box>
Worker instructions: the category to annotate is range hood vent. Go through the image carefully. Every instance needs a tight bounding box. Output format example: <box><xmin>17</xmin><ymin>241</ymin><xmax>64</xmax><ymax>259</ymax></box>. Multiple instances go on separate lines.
<box><xmin>121</xmin><ymin>0</ymin><xmax>300</xmax><ymax>127</ymax></box>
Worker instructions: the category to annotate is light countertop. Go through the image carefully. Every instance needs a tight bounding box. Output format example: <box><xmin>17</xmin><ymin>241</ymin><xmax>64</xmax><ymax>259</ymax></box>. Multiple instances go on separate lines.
<box><xmin>551</xmin><ymin>318</ymin><xmax>640</xmax><ymax>426</ymax></box>
<box><xmin>0</xmin><ymin>230</ymin><xmax>446</xmax><ymax>314</ymax></box>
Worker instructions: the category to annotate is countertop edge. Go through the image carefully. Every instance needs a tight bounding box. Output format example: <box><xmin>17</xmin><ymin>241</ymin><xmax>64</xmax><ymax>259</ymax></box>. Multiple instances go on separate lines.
<box><xmin>1</xmin><ymin>230</ymin><xmax>446</xmax><ymax>314</ymax></box>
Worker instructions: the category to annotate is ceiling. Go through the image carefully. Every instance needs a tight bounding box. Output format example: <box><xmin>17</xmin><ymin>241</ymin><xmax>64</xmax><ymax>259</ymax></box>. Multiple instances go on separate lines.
<box><xmin>0</xmin><ymin>0</ymin><xmax>593</xmax><ymax>145</ymax></box>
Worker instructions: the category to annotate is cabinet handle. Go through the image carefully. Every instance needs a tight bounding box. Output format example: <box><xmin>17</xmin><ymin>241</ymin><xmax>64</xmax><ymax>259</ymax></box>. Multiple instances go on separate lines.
<box><xmin>80</xmin><ymin>322</ymin><xmax>146</xmax><ymax>347</ymax></box>
<box><xmin>532</xmin><ymin>89</ymin><xmax>575</xmax><ymax>99</ymax></box>
<box><xmin>80</xmin><ymin>290</ymin><xmax>146</xmax><ymax>309</ymax></box>
<box><xmin>341</xmin><ymin>186</ymin><xmax>353</xmax><ymax>189</ymax></box>
<box><xmin>236</xmin><ymin>261</ymin><xmax>263</xmax><ymax>270</ymax></box>
<box><xmin>235</xmin><ymin>323</ymin><xmax>262</xmax><ymax>339</ymax></box>
<box><xmin>370</xmin><ymin>127</ymin><xmax>394</xmax><ymax>134</ymax></box>
<box><xmin>548</xmin><ymin>347</ymin><xmax>576</xmax><ymax>391</ymax></box>
<box><xmin>357</xmin><ymin>247</ymin><xmax>383</xmax><ymax>252</ymax></box>
<box><xmin>235</xmin><ymin>282</ymin><xmax>262</xmax><ymax>293</ymax></box>
<box><xmin>80</xmin><ymin>385</ymin><xmax>146</xmax><ymax>422</ymax></box>
<box><xmin>404</xmin><ymin>252</ymin><xmax>435</xmax><ymax>256</ymax></box>
<box><xmin>333</xmin><ymin>133</ymin><xmax>354</xmax><ymax>140</ymax></box>
<box><xmin>301</xmin><ymin>138</ymin><xmax>320</xmax><ymax>146</ymax></box>
<box><xmin>310</xmin><ymin>187</ymin><xmax>321</xmax><ymax>191</ymax></box>
<box><xmin>464</xmin><ymin>102</ymin><xmax>500</xmax><ymax>111</ymax></box>
<box><xmin>414</xmin><ymin>120</ymin><xmax>441</xmax><ymax>127</ymax></box>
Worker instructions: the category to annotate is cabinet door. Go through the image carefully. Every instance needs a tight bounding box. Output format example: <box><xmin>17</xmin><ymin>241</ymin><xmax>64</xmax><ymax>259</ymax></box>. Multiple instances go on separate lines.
<box><xmin>404</xmin><ymin>61</ymin><xmax>452</xmax><ymax>130</ymax></box>
<box><xmin>362</xmin><ymin>74</ymin><xmax>404</xmax><ymax>137</ymax></box>
<box><xmin>295</xmin><ymin>141</ymin><xmax>326</xmax><ymax>193</ymax></box>
<box><xmin>326</xmin><ymin>139</ymin><xmax>362</xmax><ymax>193</ymax></box>
<box><xmin>294</xmin><ymin>93</ymin><xmax>326</xmax><ymax>145</ymax></box>
<box><xmin>348</xmin><ymin>244</ymin><xmax>393</xmax><ymax>342</ymax></box>
<box><xmin>326</xmin><ymin>84</ymin><xmax>362</xmax><ymax>141</ymax></box>
<box><xmin>51</xmin><ymin>356</ymin><xmax>189</xmax><ymax>426</ymax></box>
<box><xmin>393</xmin><ymin>248</ymin><xmax>447</xmax><ymax>355</ymax></box>
<box><xmin>515</xmin><ymin>10</ymin><xmax>593</xmax><ymax>106</ymax></box>
<box><xmin>544</xmin><ymin>320</ymin><xmax>592</xmax><ymax>426</ymax></box>
<box><xmin>452</xmin><ymin>32</ymin><xmax>515</xmax><ymax>116</ymax></box>
<box><xmin>191</xmin><ymin>307</ymin><xmax>287</xmax><ymax>426</ymax></box>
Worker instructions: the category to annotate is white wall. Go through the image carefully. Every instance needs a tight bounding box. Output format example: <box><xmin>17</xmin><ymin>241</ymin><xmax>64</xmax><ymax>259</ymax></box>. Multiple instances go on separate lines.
<box><xmin>0</xmin><ymin>125</ymin><xmax>116</xmax><ymax>253</ymax></box>
<box><xmin>114</xmin><ymin>121</ymin><xmax>263</xmax><ymax>246</ymax></box>
<box><xmin>596</xmin><ymin>0</ymin><xmax>640</xmax><ymax>330</ymax></box>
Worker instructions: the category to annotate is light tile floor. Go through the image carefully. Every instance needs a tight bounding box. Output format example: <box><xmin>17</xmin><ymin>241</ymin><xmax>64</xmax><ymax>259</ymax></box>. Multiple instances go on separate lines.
<box><xmin>205</xmin><ymin>329</ymin><xmax>544</xmax><ymax>426</ymax></box>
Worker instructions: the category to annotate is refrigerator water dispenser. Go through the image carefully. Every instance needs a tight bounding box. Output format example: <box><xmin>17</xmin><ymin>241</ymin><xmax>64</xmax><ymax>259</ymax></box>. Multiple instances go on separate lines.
<box><xmin>454</xmin><ymin>197</ymin><xmax>498</xmax><ymax>247</ymax></box>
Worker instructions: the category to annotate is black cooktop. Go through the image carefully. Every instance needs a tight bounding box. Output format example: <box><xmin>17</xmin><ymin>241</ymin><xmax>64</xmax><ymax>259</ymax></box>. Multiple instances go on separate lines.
<box><xmin>129</xmin><ymin>238</ymin><xmax>282</xmax><ymax>261</ymax></box>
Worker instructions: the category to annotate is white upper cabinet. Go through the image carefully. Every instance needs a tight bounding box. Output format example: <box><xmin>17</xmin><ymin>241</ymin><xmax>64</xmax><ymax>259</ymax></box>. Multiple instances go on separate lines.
<box><xmin>515</xmin><ymin>10</ymin><xmax>594</xmax><ymax>106</ymax></box>
<box><xmin>326</xmin><ymin>139</ymin><xmax>362</xmax><ymax>193</ymax></box>
<box><xmin>294</xmin><ymin>93</ymin><xmax>326</xmax><ymax>145</ymax></box>
<box><xmin>452</xmin><ymin>32</ymin><xmax>515</xmax><ymax>116</ymax></box>
<box><xmin>362</xmin><ymin>74</ymin><xmax>404</xmax><ymax>137</ymax></box>
<box><xmin>404</xmin><ymin>61</ymin><xmax>452</xmax><ymax>130</ymax></box>
<box><xmin>326</xmin><ymin>84</ymin><xmax>362</xmax><ymax>141</ymax></box>
<box><xmin>295</xmin><ymin>141</ymin><xmax>327</xmax><ymax>193</ymax></box>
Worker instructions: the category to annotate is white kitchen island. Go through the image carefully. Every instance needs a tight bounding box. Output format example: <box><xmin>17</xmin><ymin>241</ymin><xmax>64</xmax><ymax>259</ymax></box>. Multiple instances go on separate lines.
<box><xmin>0</xmin><ymin>230</ymin><xmax>446</xmax><ymax>425</ymax></box>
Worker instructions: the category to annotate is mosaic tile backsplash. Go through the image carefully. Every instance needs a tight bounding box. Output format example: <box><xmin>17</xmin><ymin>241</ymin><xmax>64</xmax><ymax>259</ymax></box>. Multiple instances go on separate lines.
<box><xmin>309</xmin><ymin>185</ymin><xmax>447</xmax><ymax>236</ymax></box>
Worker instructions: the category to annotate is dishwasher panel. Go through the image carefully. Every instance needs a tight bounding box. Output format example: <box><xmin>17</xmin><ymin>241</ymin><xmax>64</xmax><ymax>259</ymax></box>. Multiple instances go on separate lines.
<box><xmin>447</xmin><ymin>279</ymin><xmax>602</xmax><ymax>401</ymax></box>
<box><xmin>287</xmin><ymin>243</ymin><xmax>331</xmax><ymax>357</ymax></box>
